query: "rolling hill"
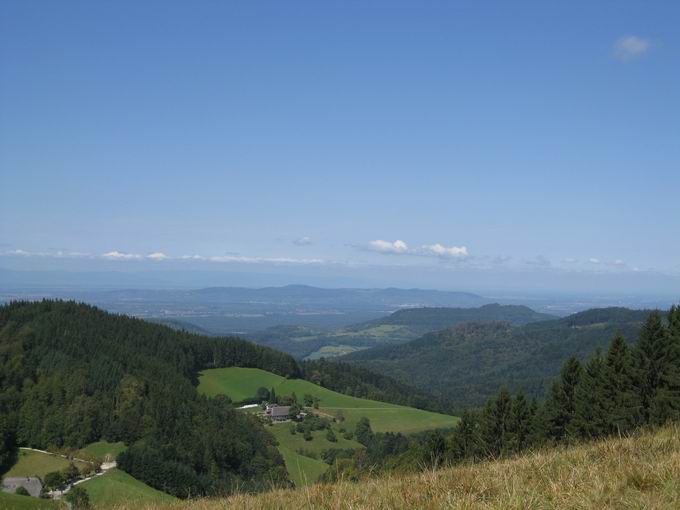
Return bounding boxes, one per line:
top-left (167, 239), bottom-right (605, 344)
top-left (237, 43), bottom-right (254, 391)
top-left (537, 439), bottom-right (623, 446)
top-left (344, 307), bottom-right (652, 407)
top-left (0, 300), bottom-right (299, 498)
top-left (246, 304), bottom-right (555, 359)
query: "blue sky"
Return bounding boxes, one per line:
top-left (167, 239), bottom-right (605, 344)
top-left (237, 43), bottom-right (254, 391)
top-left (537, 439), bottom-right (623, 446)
top-left (1, 1), bottom-right (679, 293)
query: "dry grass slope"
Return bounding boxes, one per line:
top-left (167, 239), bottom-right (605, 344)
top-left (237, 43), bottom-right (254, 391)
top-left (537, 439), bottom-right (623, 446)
top-left (111, 424), bottom-right (680, 510)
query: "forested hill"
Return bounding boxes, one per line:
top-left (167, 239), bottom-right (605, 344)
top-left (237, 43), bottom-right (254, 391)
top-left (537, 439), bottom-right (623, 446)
top-left (245, 303), bottom-right (554, 360)
top-left (0, 300), bottom-right (299, 497)
top-left (351, 303), bottom-right (555, 332)
top-left (345, 307), bottom-right (653, 408)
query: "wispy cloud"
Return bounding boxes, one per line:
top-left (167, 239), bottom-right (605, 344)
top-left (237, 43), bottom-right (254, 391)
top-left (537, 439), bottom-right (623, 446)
top-left (365, 239), bottom-right (468, 259)
top-left (293, 236), bottom-right (312, 246)
top-left (368, 239), bottom-right (410, 254)
top-left (147, 252), bottom-right (169, 261)
top-left (0, 248), bottom-right (325, 265)
top-left (179, 254), bottom-right (324, 265)
top-left (102, 250), bottom-right (143, 260)
top-left (613, 36), bottom-right (652, 61)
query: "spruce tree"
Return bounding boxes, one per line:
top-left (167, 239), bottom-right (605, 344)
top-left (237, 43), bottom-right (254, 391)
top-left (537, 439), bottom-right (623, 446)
top-left (570, 350), bottom-right (608, 439)
top-left (450, 410), bottom-right (480, 461)
top-left (480, 387), bottom-right (513, 457)
top-left (633, 311), bottom-right (667, 425)
top-left (603, 333), bottom-right (638, 434)
top-left (542, 357), bottom-right (582, 441)
top-left (652, 306), bottom-right (680, 424)
top-left (509, 392), bottom-right (533, 452)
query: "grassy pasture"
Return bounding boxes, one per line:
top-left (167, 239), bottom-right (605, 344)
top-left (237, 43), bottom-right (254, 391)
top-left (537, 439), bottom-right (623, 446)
top-left (197, 367), bottom-right (458, 486)
top-left (197, 367), bottom-right (284, 402)
top-left (78, 468), bottom-right (177, 508)
top-left (6, 449), bottom-right (89, 478)
top-left (78, 441), bottom-right (127, 462)
top-left (198, 368), bottom-right (458, 433)
top-left (0, 492), bottom-right (58, 510)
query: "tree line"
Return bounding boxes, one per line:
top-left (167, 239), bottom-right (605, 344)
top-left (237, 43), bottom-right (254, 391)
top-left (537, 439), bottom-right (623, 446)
top-left (322, 307), bottom-right (680, 478)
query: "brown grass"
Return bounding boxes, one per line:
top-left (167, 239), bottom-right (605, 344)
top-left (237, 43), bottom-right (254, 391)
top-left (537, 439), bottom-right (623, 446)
top-left (111, 424), bottom-right (680, 510)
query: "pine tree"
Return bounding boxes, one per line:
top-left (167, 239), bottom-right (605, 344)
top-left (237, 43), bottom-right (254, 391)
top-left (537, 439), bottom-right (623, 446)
top-left (570, 350), bottom-right (608, 439)
top-left (633, 311), bottom-right (667, 425)
top-left (603, 333), bottom-right (638, 434)
top-left (509, 392), bottom-right (534, 452)
top-left (542, 357), bottom-right (582, 441)
top-left (651, 306), bottom-right (680, 424)
top-left (480, 387), bottom-right (514, 457)
top-left (450, 410), bottom-right (480, 461)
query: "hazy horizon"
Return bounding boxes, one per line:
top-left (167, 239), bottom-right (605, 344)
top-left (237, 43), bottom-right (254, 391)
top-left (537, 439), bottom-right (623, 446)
top-left (2, 2), bottom-right (679, 298)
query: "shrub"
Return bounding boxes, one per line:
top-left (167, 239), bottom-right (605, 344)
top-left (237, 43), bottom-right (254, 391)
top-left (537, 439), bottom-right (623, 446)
top-left (15, 486), bottom-right (30, 496)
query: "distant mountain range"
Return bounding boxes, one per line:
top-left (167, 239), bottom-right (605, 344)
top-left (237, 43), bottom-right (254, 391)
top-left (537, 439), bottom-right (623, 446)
top-left (245, 304), bottom-right (555, 359)
top-left (0, 282), bottom-right (491, 332)
top-left (344, 307), bottom-right (653, 408)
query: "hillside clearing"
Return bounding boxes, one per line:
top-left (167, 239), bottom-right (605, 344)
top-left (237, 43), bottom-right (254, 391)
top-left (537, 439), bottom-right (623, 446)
top-left (109, 423), bottom-right (680, 510)
top-left (197, 367), bottom-right (458, 486)
top-left (78, 468), bottom-right (177, 508)
top-left (78, 441), bottom-right (127, 462)
top-left (5, 449), bottom-right (89, 478)
top-left (198, 368), bottom-right (458, 434)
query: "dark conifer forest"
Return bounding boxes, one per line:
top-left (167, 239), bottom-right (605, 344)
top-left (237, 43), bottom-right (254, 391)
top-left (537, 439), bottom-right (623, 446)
top-left (0, 300), bottom-right (299, 497)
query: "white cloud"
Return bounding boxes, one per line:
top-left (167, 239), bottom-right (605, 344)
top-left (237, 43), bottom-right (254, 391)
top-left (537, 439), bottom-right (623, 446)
top-left (102, 251), bottom-right (143, 260)
top-left (368, 239), bottom-right (410, 254)
top-left (365, 239), bottom-right (469, 259)
top-left (205, 255), bottom-right (324, 265)
top-left (419, 243), bottom-right (468, 258)
top-left (589, 258), bottom-right (601, 264)
top-left (147, 252), bottom-right (169, 261)
top-left (613, 36), bottom-right (651, 61)
top-left (293, 236), bottom-right (312, 246)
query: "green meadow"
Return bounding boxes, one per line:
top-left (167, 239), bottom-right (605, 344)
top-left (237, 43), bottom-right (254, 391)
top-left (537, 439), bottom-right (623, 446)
top-left (199, 367), bottom-right (459, 433)
top-left (198, 367), bottom-right (459, 485)
top-left (77, 441), bottom-right (126, 462)
top-left (0, 492), bottom-right (58, 510)
top-left (78, 468), bottom-right (177, 508)
top-left (6, 449), bottom-right (89, 478)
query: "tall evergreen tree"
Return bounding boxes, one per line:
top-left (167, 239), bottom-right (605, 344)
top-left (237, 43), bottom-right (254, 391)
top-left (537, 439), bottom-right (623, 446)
top-left (509, 393), bottom-right (534, 452)
top-left (479, 387), bottom-right (514, 457)
top-left (652, 306), bottom-right (680, 424)
top-left (633, 311), bottom-right (668, 425)
top-left (541, 357), bottom-right (582, 441)
top-left (603, 333), bottom-right (638, 434)
top-left (449, 410), bottom-right (481, 461)
top-left (569, 350), bottom-right (608, 439)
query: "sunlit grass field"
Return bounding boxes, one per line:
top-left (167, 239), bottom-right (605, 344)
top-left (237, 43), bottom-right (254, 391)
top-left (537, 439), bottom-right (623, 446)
top-left (197, 367), bottom-right (458, 485)
top-left (78, 468), bottom-right (177, 508)
top-left (78, 441), bottom-right (127, 462)
top-left (198, 368), bottom-right (459, 433)
top-left (5, 449), bottom-right (89, 478)
top-left (0, 491), bottom-right (58, 510)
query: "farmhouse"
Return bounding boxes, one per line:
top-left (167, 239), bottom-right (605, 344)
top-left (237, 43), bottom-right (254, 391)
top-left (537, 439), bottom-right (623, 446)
top-left (1, 476), bottom-right (43, 497)
top-left (265, 404), bottom-right (291, 422)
